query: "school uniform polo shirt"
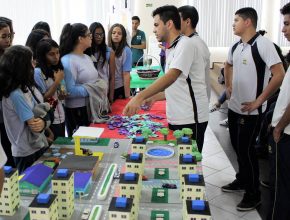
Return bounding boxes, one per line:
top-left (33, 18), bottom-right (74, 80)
top-left (272, 67), bottom-right (290, 135)
top-left (165, 35), bottom-right (209, 125)
top-left (227, 35), bottom-right (281, 115)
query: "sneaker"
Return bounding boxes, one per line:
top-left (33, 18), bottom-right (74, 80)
top-left (260, 180), bottom-right (270, 189)
top-left (219, 118), bottom-right (228, 127)
top-left (236, 193), bottom-right (261, 211)
top-left (221, 179), bottom-right (245, 192)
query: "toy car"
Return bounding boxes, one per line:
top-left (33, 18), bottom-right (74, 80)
top-left (113, 168), bottom-right (120, 179)
top-left (142, 175), bottom-right (148, 181)
top-left (113, 142), bottom-right (120, 148)
top-left (162, 183), bottom-right (177, 189)
top-left (81, 208), bottom-right (91, 220)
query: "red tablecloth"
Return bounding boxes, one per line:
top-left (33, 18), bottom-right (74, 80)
top-left (91, 99), bottom-right (175, 140)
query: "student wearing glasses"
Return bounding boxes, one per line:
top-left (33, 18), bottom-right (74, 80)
top-left (86, 22), bottom-right (116, 103)
top-left (59, 23), bottom-right (98, 136)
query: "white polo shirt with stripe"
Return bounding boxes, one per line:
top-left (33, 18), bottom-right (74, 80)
top-left (227, 35), bottom-right (281, 115)
top-left (272, 67), bottom-right (290, 135)
top-left (165, 35), bottom-right (209, 125)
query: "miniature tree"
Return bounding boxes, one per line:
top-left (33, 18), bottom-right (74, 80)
top-left (182, 128), bottom-right (193, 138)
top-left (160, 128), bottom-right (169, 141)
top-left (173, 130), bottom-right (184, 140)
top-left (141, 127), bottom-right (152, 139)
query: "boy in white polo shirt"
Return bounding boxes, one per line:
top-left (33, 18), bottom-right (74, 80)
top-left (268, 3), bottom-right (290, 219)
top-left (123, 5), bottom-right (208, 152)
top-left (223, 7), bottom-right (285, 211)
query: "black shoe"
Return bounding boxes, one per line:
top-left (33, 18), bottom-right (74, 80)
top-left (237, 193), bottom-right (261, 211)
top-left (260, 180), bottom-right (270, 189)
top-left (221, 179), bottom-right (245, 192)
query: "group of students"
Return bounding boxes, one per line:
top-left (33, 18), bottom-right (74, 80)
top-left (0, 18), bottom-right (134, 174)
top-left (122, 4), bottom-right (290, 220)
top-left (0, 3), bottom-right (290, 219)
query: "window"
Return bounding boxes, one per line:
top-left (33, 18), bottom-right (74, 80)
top-left (180, 147), bottom-right (183, 150)
top-left (182, 189), bottom-right (184, 192)
top-left (5, 203), bottom-right (8, 206)
top-left (122, 194), bottom-right (126, 197)
top-left (53, 182), bottom-right (57, 186)
top-left (41, 211), bottom-right (46, 214)
top-left (6, 210), bottom-right (10, 214)
top-left (196, 197), bottom-right (200, 200)
top-left (130, 186), bottom-right (134, 190)
top-left (62, 191), bottom-right (66, 194)
top-left (187, 188), bottom-right (192, 192)
top-left (62, 207), bottom-right (67, 210)
top-left (54, 190), bottom-right (58, 194)
top-left (133, 146), bottom-right (136, 149)
top-left (130, 195), bottom-right (134, 199)
top-left (196, 188), bottom-right (201, 192)
top-left (62, 199), bottom-right (66, 202)
top-left (140, 146), bottom-right (143, 149)
top-left (182, 167), bottom-right (186, 170)
top-left (111, 214), bottom-right (117, 218)
top-left (4, 188), bottom-right (7, 191)
top-left (186, 147), bottom-right (190, 149)
top-left (190, 167), bottom-right (194, 170)
top-left (4, 180), bottom-right (7, 183)
top-left (121, 215), bottom-right (127, 218)
top-left (61, 183), bottom-right (66, 186)
top-left (121, 186), bottom-right (126, 190)
top-left (134, 165), bottom-right (138, 168)
top-left (4, 195), bottom-right (8, 198)
top-left (32, 210), bottom-right (36, 214)
top-left (63, 214), bottom-right (67, 218)
top-left (127, 165), bottom-right (131, 168)
top-left (187, 197), bottom-right (191, 200)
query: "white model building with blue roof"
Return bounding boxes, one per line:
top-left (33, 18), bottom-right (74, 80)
top-left (0, 166), bottom-right (20, 216)
top-left (131, 136), bottom-right (147, 154)
top-left (183, 200), bottom-right (211, 220)
top-left (178, 154), bottom-right (198, 178)
top-left (181, 174), bottom-right (205, 201)
top-left (52, 169), bottom-right (74, 219)
top-left (177, 136), bottom-right (193, 156)
top-left (125, 153), bottom-right (144, 175)
top-left (29, 193), bottom-right (58, 220)
top-left (108, 197), bottom-right (135, 220)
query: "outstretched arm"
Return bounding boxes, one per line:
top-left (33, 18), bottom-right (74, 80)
top-left (123, 68), bottom-right (181, 116)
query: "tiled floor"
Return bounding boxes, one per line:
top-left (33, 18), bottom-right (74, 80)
top-left (203, 127), bottom-right (262, 220)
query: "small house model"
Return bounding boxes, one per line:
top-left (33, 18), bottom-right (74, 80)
top-left (20, 164), bottom-right (53, 195)
top-left (125, 153), bottom-right (144, 175)
top-left (108, 197), bottom-right (136, 220)
top-left (119, 172), bottom-right (141, 201)
top-left (183, 200), bottom-right (211, 220)
top-left (177, 137), bottom-right (192, 156)
top-left (74, 171), bottom-right (92, 198)
top-left (178, 154), bottom-right (197, 178)
top-left (131, 136), bottom-right (146, 154)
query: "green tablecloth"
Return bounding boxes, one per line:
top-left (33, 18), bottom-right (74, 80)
top-left (130, 66), bottom-right (164, 89)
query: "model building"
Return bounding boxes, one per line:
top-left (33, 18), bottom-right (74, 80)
top-left (183, 200), bottom-right (211, 220)
top-left (125, 153), bottom-right (144, 175)
top-left (178, 154), bottom-right (197, 178)
top-left (181, 174), bottom-right (205, 201)
top-left (131, 136), bottom-right (146, 154)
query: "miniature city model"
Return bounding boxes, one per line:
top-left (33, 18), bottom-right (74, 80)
top-left (125, 153), bottom-right (144, 175)
top-left (177, 136), bottom-right (193, 156)
top-left (119, 172), bottom-right (141, 200)
top-left (178, 154), bottom-right (198, 178)
top-left (19, 163), bottom-right (53, 195)
top-left (183, 200), bottom-right (211, 220)
top-left (131, 136), bottom-right (147, 154)
top-left (51, 169), bottom-right (74, 219)
top-left (108, 197), bottom-right (135, 220)
top-left (29, 193), bottom-right (58, 220)
top-left (181, 174), bottom-right (205, 201)
top-left (0, 166), bottom-right (20, 216)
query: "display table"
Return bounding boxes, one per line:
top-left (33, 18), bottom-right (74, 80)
top-left (130, 66), bottom-right (164, 89)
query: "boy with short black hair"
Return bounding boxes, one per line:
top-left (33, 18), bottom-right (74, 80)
top-left (223, 7), bottom-right (285, 211)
